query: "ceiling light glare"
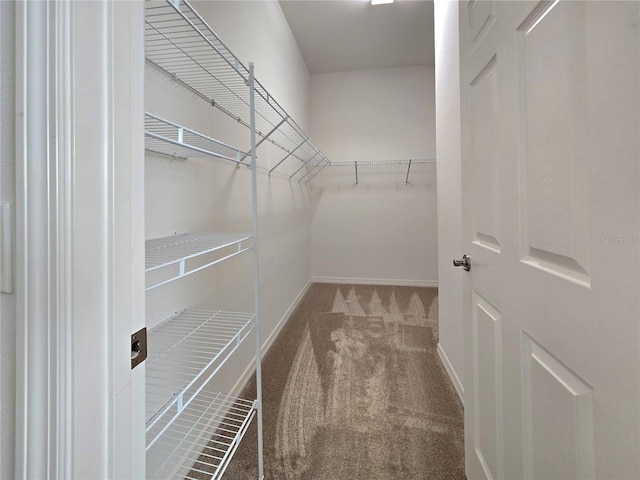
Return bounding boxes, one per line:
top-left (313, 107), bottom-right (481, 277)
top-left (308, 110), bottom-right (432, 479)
top-left (371, 0), bottom-right (394, 5)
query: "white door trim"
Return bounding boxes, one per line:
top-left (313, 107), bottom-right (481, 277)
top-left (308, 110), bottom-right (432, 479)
top-left (15, 2), bottom-right (71, 476)
top-left (14, 2), bottom-right (145, 477)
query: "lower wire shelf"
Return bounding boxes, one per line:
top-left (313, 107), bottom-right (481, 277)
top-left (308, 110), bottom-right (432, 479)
top-left (145, 309), bottom-right (255, 446)
top-left (146, 391), bottom-right (256, 480)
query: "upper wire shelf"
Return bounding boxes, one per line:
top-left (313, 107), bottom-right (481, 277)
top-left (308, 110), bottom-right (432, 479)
top-left (145, 309), bottom-right (255, 449)
top-left (145, 233), bottom-right (252, 291)
top-left (144, 0), bottom-right (330, 178)
top-left (328, 158), bottom-right (436, 167)
top-left (146, 390), bottom-right (255, 480)
top-left (325, 158), bottom-right (435, 185)
top-left (145, 112), bottom-right (248, 163)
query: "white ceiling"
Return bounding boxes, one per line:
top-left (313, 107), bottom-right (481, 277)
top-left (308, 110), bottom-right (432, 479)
top-left (278, 0), bottom-right (435, 74)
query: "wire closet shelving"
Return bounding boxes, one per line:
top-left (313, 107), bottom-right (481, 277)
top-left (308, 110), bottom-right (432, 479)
top-left (142, 0), bottom-right (299, 478)
top-left (324, 158), bottom-right (436, 185)
top-left (145, 309), bottom-right (256, 447)
top-left (144, 0), bottom-right (330, 180)
top-left (144, 113), bottom-right (249, 162)
top-left (146, 391), bottom-right (255, 480)
top-left (145, 233), bottom-right (253, 292)
top-left (143, 236), bottom-right (261, 477)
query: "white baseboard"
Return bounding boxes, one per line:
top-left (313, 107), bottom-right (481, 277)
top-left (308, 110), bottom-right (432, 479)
top-left (262, 278), bottom-right (313, 357)
top-left (312, 276), bottom-right (438, 288)
top-left (230, 279), bottom-right (313, 397)
top-left (437, 342), bottom-right (464, 405)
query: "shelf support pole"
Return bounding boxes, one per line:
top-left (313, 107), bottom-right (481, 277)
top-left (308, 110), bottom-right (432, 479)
top-left (355, 161), bottom-right (358, 185)
top-left (239, 116), bottom-right (288, 163)
top-left (249, 63), bottom-right (265, 480)
top-left (269, 138), bottom-right (308, 176)
top-left (405, 159), bottom-right (412, 185)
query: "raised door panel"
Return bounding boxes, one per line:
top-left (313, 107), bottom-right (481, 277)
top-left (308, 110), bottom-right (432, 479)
top-left (468, 0), bottom-right (495, 49)
top-left (470, 56), bottom-right (501, 252)
top-left (522, 333), bottom-right (595, 480)
top-left (516, 1), bottom-right (589, 287)
top-left (472, 292), bottom-right (503, 480)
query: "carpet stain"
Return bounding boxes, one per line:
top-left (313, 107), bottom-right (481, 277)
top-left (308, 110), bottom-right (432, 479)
top-left (195, 284), bottom-right (464, 479)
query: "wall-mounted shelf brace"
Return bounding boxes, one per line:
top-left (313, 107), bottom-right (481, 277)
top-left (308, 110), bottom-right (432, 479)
top-left (300, 161), bottom-right (328, 184)
top-left (268, 138), bottom-right (329, 182)
top-left (268, 137), bottom-right (307, 176)
top-left (238, 116), bottom-right (288, 163)
top-left (328, 158), bottom-right (436, 185)
top-left (289, 152), bottom-right (323, 181)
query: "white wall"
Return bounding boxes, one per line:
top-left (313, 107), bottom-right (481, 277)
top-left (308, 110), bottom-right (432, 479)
top-left (309, 66), bottom-right (438, 286)
top-left (191, 0), bottom-right (310, 129)
top-left (0, 2), bottom-right (16, 478)
top-left (145, 0), bottom-right (314, 396)
top-left (434, 0), bottom-right (463, 399)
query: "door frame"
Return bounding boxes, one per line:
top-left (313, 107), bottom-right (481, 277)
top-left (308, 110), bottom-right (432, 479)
top-left (14, 2), bottom-right (145, 477)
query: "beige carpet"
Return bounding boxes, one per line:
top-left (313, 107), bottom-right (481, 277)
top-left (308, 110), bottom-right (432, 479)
top-left (197, 283), bottom-right (464, 479)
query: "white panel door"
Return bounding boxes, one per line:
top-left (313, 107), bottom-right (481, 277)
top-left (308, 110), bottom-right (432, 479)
top-left (458, 2), bottom-right (640, 479)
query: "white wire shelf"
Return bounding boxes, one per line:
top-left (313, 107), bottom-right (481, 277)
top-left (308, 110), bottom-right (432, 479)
top-left (328, 158), bottom-right (436, 167)
top-left (146, 391), bottom-right (255, 480)
top-left (145, 112), bottom-right (248, 163)
top-left (146, 310), bottom-right (255, 447)
top-left (144, 0), bottom-right (330, 177)
top-left (145, 233), bottom-right (252, 291)
top-left (325, 158), bottom-right (436, 185)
